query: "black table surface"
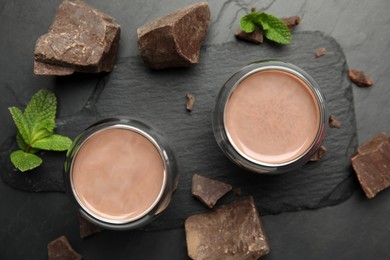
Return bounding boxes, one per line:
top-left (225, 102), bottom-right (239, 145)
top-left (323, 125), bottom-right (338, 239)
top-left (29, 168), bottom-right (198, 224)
top-left (1, 0), bottom-right (390, 259)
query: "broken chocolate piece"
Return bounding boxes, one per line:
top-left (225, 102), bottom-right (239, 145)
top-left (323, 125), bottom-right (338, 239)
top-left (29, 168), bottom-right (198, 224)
top-left (352, 134), bottom-right (390, 198)
top-left (314, 47), bottom-right (327, 58)
top-left (34, 1), bottom-right (120, 75)
top-left (186, 93), bottom-right (196, 112)
top-left (137, 2), bottom-right (211, 70)
top-left (48, 235), bottom-right (82, 260)
top-left (235, 28), bottom-right (264, 44)
top-left (185, 196), bottom-right (270, 259)
top-left (348, 69), bottom-right (374, 87)
top-left (192, 174), bottom-right (232, 208)
top-left (281, 16), bottom-right (301, 31)
top-left (79, 215), bottom-right (103, 239)
top-left (329, 115), bottom-right (341, 128)
top-left (310, 146), bottom-right (327, 161)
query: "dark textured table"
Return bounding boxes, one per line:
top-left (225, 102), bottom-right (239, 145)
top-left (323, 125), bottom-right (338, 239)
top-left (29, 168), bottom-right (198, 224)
top-left (1, 0), bottom-right (389, 259)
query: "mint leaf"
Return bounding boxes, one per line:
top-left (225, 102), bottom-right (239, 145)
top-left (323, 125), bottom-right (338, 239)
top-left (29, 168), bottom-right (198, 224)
top-left (9, 107), bottom-right (31, 143)
top-left (10, 150), bottom-right (42, 172)
top-left (32, 134), bottom-right (72, 151)
top-left (257, 13), bottom-right (291, 44)
top-left (16, 132), bottom-right (40, 154)
top-left (240, 12), bottom-right (261, 33)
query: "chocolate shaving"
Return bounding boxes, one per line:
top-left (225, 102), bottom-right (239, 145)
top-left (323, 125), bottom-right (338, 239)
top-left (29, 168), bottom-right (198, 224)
top-left (48, 235), bottom-right (82, 260)
top-left (79, 215), bottom-right (103, 239)
top-left (137, 2), bottom-right (210, 69)
top-left (310, 146), bottom-right (327, 161)
top-left (186, 93), bottom-right (196, 112)
top-left (352, 133), bottom-right (390, 198)
top-left (34, 1), bottom-right (120, 76)
top-left (185, 196), bottom-right (270, 259)
top-left (314, 47), bottom-right (327, 58)
top-left (348, 70), bottom-right (374, 87)
top-left (192, 174), bottom-right (232, 208)
top-left (329, 115), bottom-right (341, 128)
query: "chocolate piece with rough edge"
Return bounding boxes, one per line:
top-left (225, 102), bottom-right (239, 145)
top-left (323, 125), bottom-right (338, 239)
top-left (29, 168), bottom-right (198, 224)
top-left (348, 69), bottom-right (374, 87)
top-left (235, 28), bottom-right (264, 44)
top-left (185, 196), bottom-right (270, 259)
top-left (47, 235), bottom-right (82, 260)
top-left (79, 214), bottom-right (103, 239)
top-left (186, 93), bottom-right (196, 112)
top-left (281, 16), bottom-right (301, 31)
top-left (137, 2), bottom-right (211, 70)
top-left (310, 145), bottom-right (327, 161)
top-left (352, 135), bottom-right (390, 199)
top-left (357, 132), bottom-right (388, 155)
top-left (329, 115), bottom-right (341, 128)
top-left (34, 0), bottom-right (120, 75)
top-left (314, 47), bottom-right (327, 58)
top-left (192, 174), bottom-right (232, 208)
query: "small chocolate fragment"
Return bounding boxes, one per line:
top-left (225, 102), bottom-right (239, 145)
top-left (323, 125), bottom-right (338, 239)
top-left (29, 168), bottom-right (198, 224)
top-left (329, 115), bottom-right (341, 128)
top-left (185, 197), bottom-right (270, 259)
top-left (192, 174), bottom-right (232, 208)
top-left (314, 47), bottom-right (327, 58)
top-left (250, 7), bottom-right (256, 13)
top-left (235, 28), bottom-right (264, 44)
top-left (48, 235), bottom-right (82, 260)
top-left (34, 1), bottom-right (120, 75)
top-left (352, 134), bottom-right (390, 198)
top-left (137, 2), bottom-right (211, 70)
top-left (79, 215), bottom-right (103, 239)
top-left (310, 145), bottom-right (327, 161)
top-left (281, 16), bottom-right (301, 31)
top-left (348, 69), bottom-right (374, 87)
top-left (186, 93), bottom-right (196, 112)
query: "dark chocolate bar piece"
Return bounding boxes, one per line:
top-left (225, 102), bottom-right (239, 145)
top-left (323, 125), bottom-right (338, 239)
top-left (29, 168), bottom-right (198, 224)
top-left (34, 1), bottom-right (120, 75)
top-left (185, 196), bottom-right (270, 260)
top-left (235, 28), bottom-right (264, 44)
top-left (352, 133), bottom-right (390, 198)
top-left (348, 69), bottom-right (374, 87)
top-left (79, 215), bottom-right (103, 239)
top-left (47, 235), bottom-right (82, 260)
top-left (192, 174), bottom-right (232, 208)
top-left (137, 2), bottom-right (210, 69)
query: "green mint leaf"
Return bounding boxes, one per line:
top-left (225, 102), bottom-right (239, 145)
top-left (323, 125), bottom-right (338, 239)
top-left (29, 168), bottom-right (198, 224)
top-left (10, 150), bottom-right (42, 172)
top-left (9, 107), bottom-right (31, 143)
top-left (31, 134), bottom-right (72, 151)
top-left (24, 89), bottom-right (56, 134)
top-left (16, 132), bottom-right (40, 154)
top-left (257, 13), bottom-right (291, 44)
top-left (240, 12), bottom-right (261, 33)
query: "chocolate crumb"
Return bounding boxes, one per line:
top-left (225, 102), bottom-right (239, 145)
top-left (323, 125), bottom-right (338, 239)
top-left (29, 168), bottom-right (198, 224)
top-left (186, 93), bottom-right (196, 112)
top-left (250, 7), bottom-right (256, 13)
top-left (235, 28), bottom-right (264, 44)
top-left (348, 70), bottom-right (374, 87)
top-left (314, 47), bottom-right (327, 58)
top-left (352, 133), bottom-right (390, 198)
top-left (48, 235), bottom-right (82, 260)
top-left (79, 215), bottom-right (103, 239)
top-left (281, 16), bottom-right (301, 31)
top-left (329, 115), bottom-right (341, 128)
top-left (185, 197), bottom-right (270, 259)
top-left (310, 146), bottom-right (327, 161)
top-left (192, 174), bottom-right (232, 208)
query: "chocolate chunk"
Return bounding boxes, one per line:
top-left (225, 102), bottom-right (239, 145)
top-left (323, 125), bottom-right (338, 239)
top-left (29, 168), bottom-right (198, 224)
top-left (235, 28), bottom-right (264, 44)
top-left (48, 235), bottom-right (82, 260)
top-left (348, 69), bottom-right (374, 87)
top-left (310, 145), bottom-right (327, 161)
top-left (137, 2), bottom-right (211, 70)
top-left (314, 47), bottom-right (327, 58)
top-left (281, 16), bottom-right (301, 31)
top-left (79, 215), bottom-right (103, 239)
top-left (34, 1), bottom-right (120, 76)
top-left (192, 174), bottom-right (232, 208)
top-left (185, 197), bottom-right (270, 259)
top-left (186, 93), bottom-right (196, 112)
top-left (329, 115), bottom-right (341, 128)
top-left (352, 134), bottom-right (390, 198)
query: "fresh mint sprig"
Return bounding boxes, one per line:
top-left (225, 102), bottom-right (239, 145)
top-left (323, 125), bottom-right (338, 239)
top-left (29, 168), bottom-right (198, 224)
top-left (240, 12), bottom-right (291, 44)
top-left (8, 89), bottom-right (72, 172)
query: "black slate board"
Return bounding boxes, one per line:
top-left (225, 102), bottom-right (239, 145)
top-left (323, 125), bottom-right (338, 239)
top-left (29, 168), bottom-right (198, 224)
top-left (0, 31), bottom-right (357, 230)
